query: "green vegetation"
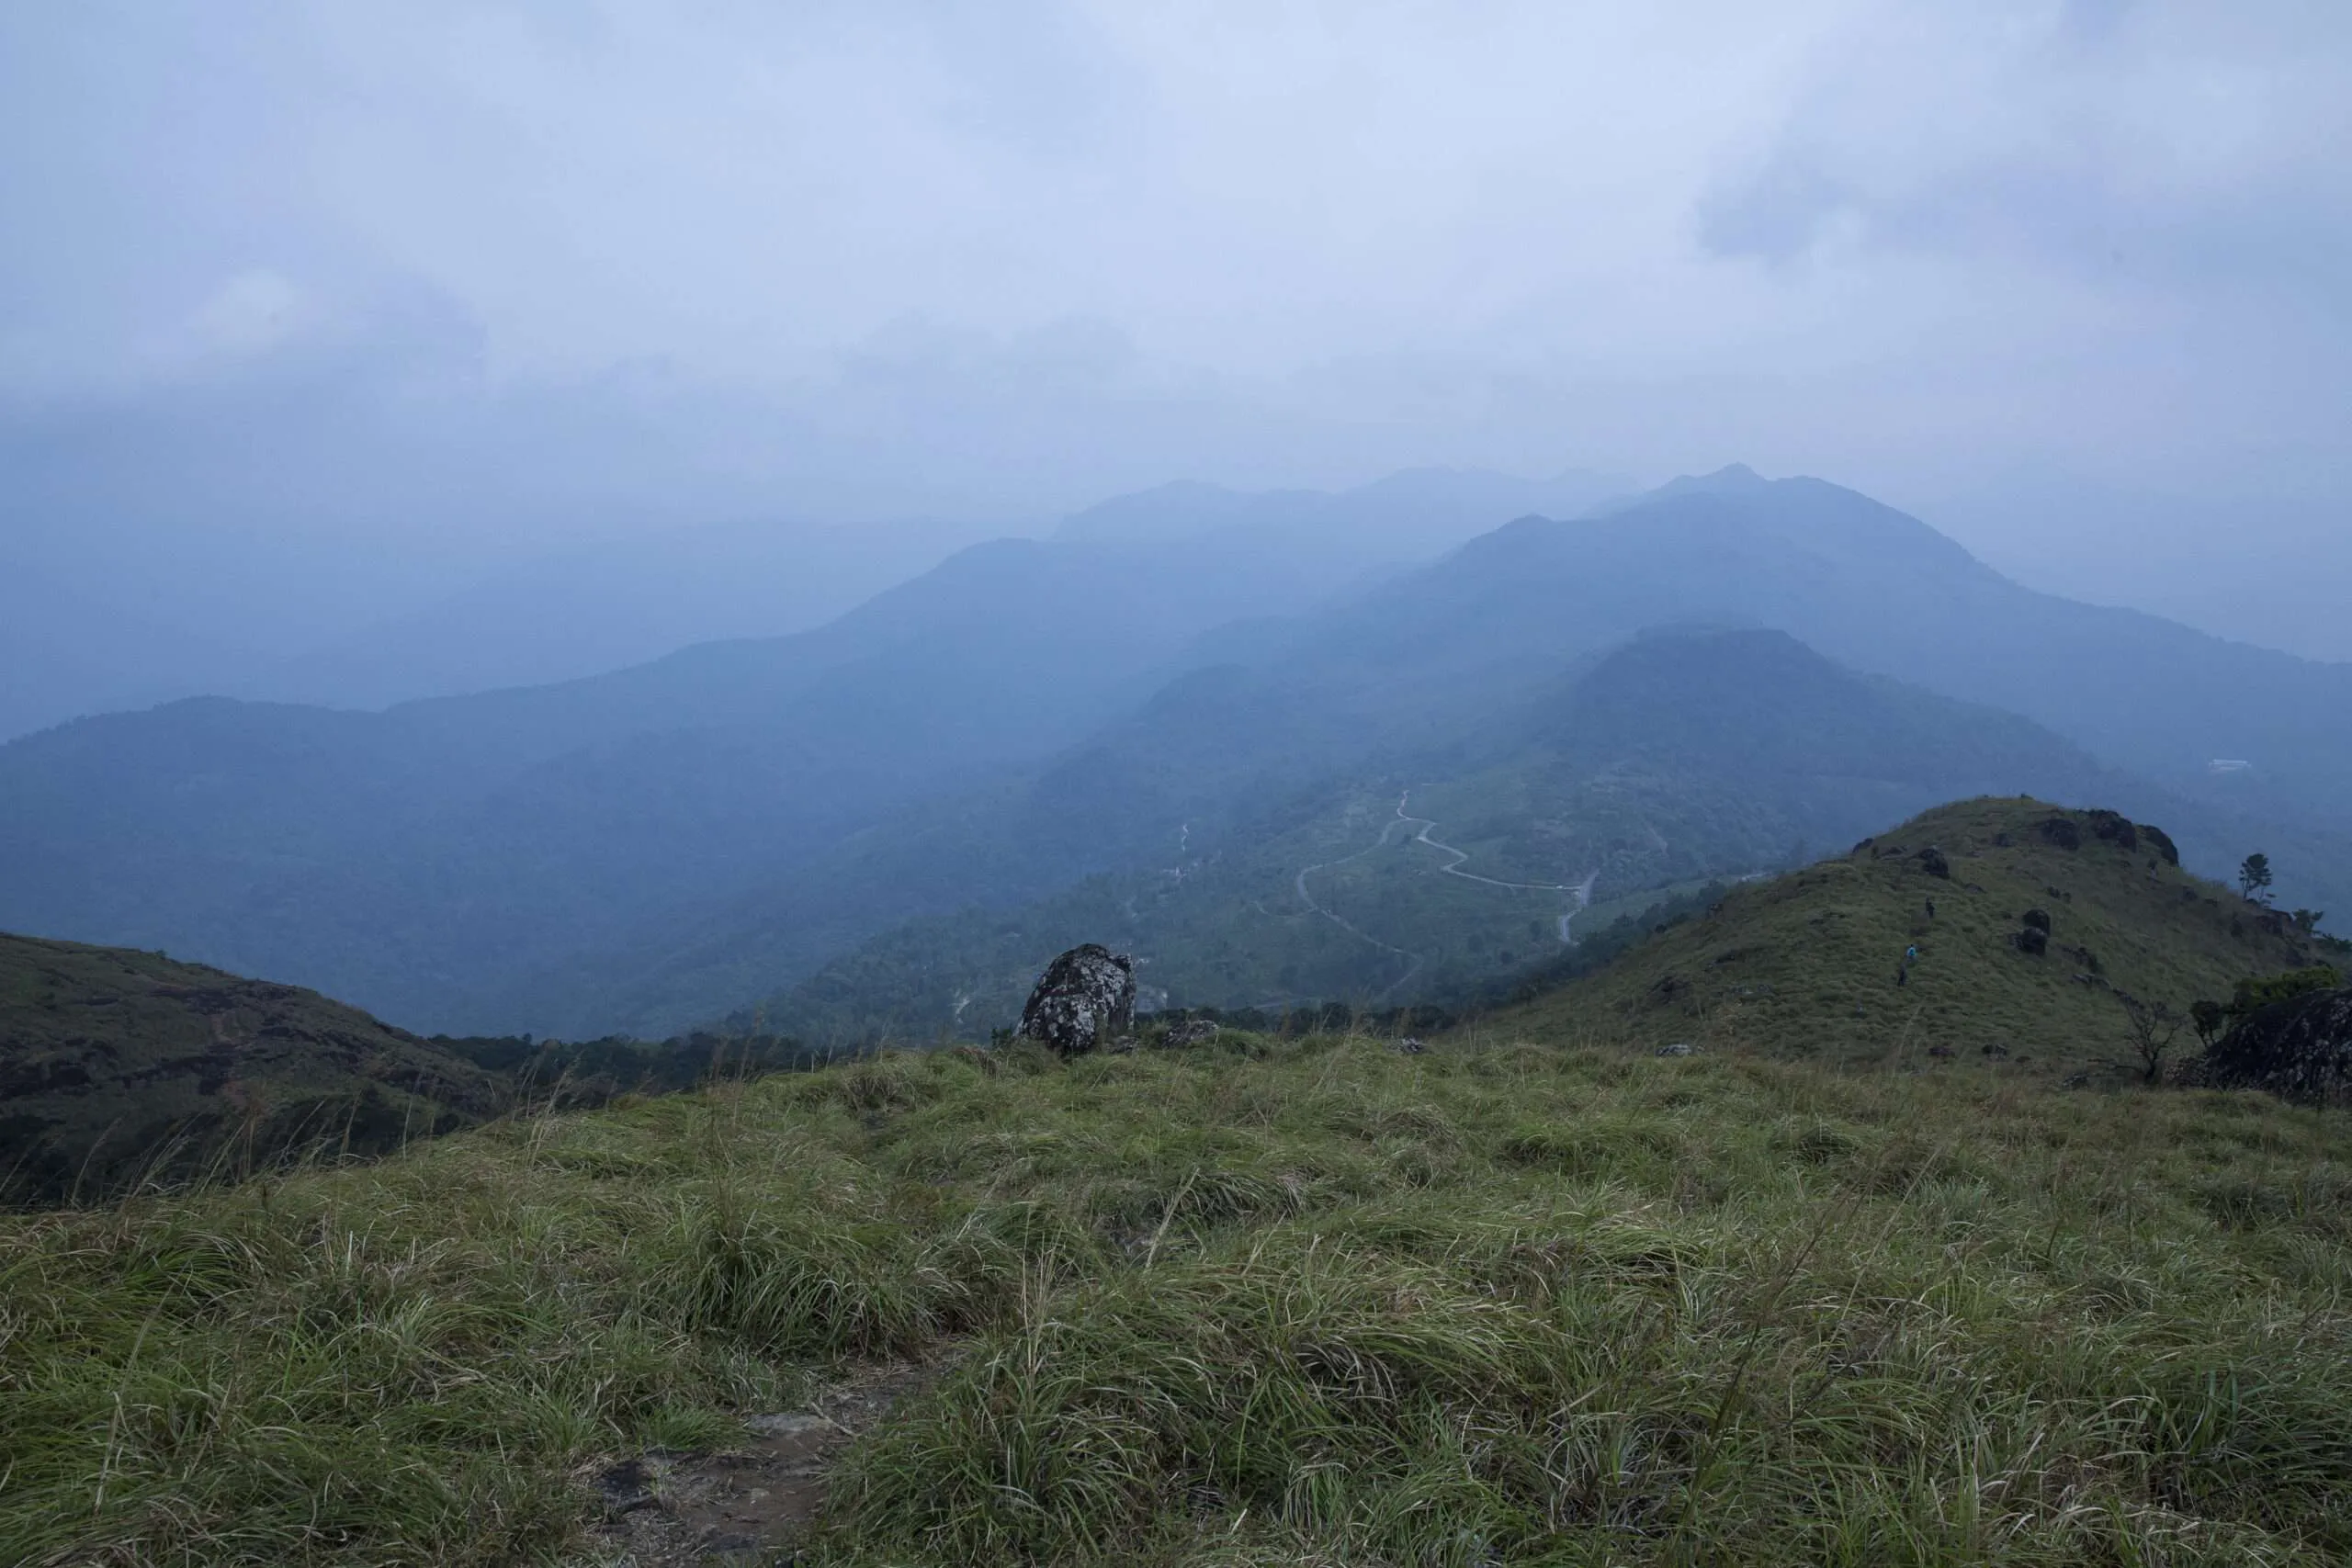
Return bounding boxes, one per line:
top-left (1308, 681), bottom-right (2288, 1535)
top-left (733, 635), bottom-right (2153, 1047)
top-left (1502, 798), bottom-right (2335, 1079)
top-left (0, 932), bottom-right (506, 1202)
top-left (0, 931), bottom-right (831, 1205)
top-left (2228, 966), bottom-right (2344, 1019)
top-left (9, 1029), bottom-right (2352, 1564)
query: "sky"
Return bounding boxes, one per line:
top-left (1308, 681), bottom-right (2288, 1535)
top-left (2, 0), bottom-right (2348, 663)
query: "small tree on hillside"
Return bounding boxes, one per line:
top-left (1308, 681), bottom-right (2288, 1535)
top-left (2117, 993), bottom-right (2184, 1086)
top-left (2190, 998), bottom-right (2227, 1052)
top-left (2239, 852), bottom-right (2274, 903)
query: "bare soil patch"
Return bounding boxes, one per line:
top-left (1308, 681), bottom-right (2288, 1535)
top-left (582, 1361), bottom-right (935, 1565)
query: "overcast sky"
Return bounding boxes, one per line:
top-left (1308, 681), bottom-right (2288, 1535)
top-left (3, 2), bottom-right (2347, 650)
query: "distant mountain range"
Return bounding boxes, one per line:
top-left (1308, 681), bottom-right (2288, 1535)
top-left (0, 464), bottom-right (1625, 741)
top-left (1, 466), bottom-right (2344, 1040)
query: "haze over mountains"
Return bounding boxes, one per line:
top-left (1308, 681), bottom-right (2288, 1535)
top-left (0, 465), bottom-right (1625, 742)
top-left (4, 465), bottom-right (2344, 1043)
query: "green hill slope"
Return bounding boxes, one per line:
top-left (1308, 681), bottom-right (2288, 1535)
top-left (0, 932), bottom-right (507, 1200)
top-left (708, 636), bottom-right (2181, 1044)
top-left (1497, 797), bottom-right (2335, 1077)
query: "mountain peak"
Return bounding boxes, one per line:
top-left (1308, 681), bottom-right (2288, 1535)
top-left (1656, 462), bottom-right (1771, 498)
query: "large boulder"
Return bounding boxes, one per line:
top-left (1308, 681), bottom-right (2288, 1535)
top-left (2193, 987), bottom-right (2352, 1105)
top-left (1015, 944), bottom-right (1136, 1057)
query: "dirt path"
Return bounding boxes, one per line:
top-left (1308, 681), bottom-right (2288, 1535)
top-left (1557, 869), bottom-right (1600, 944)
top-left (582, 1361), bottom-right (934, 1565)
top-left (1292, 792), bottom-right (1603, 998)
top-left (1293, 812), bottom-right (1429, 998)
top-left (1392, 791), bottom-right (1584, 895)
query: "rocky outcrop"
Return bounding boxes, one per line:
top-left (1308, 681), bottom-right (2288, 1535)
top-left (2192, 987), bottom-right (2352, 1105)
top-left (2086, 809), bottom-right (2140, 852)
top-left (1157, 1019), bottom-right (1220, 1049)
top-left (1916, 846), bottom-right (1951, 880)
top-left (1015, 944), bottom-right (1136, 1057)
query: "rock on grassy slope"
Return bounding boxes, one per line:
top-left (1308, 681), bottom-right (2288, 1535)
top-left (1500, 796), bottom-right (2334, 1077)
top-left (0, 931), bottom-right (505, 1200)
top-left (7, 1036), bottom-right (2352, 1564)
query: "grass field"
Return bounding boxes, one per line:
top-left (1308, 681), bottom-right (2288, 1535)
top-left (6, 1028), bottom-right (2352, 1565)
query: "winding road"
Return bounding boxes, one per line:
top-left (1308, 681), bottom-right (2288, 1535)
top-left (1557, 870), bottom-right (1601, 944)
top-left (1293, 791), bottom-right (1601, 1000)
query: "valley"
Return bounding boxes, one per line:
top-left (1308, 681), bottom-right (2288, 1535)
top-left (5, 469), bottom-right (2347, 1046)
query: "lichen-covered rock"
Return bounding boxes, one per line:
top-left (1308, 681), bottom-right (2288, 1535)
top-left (2192, 988), bottom-right (2352, 1105)
top-left (1015, 944), bottom-right (1136, 1057)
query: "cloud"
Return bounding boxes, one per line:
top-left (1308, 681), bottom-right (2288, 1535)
top-left (0, 1), bottom-right (2346, 536)
top-left (175, 271), bottom-right (321, 364)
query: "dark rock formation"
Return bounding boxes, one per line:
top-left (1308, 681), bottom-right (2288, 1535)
top-left (1159, 1019), bottom-right (1220, 1049)
top-left (2013, 926), bottom-right (2049, 956)
top-left (1916, 846), bottom-right (1951, 880)
top-left (2038, 816), bottom-right (2082, 852)
top-left (2021, 908), bottom-right (2052, 933)
top-left (1015, 944), bottom-right (1136, 1057)
top-left (2086, 809), bottom-right (2139, 852)
top-left (2193, 988), bottom-right (2352, 1105)
top-left (2140, 823), bottom-right (2180, 866)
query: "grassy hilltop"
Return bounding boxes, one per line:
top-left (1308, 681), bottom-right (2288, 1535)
top-left (1508, 796), bottom-right (2333, 1077)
